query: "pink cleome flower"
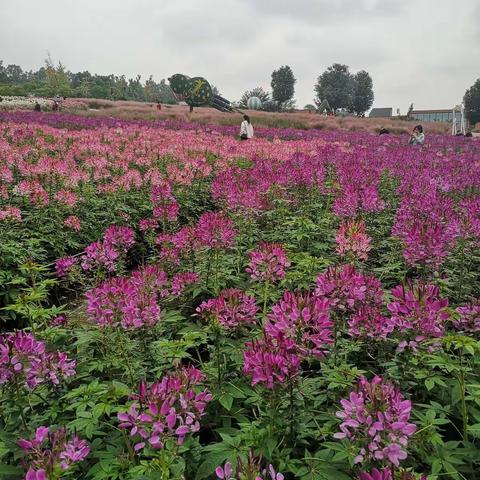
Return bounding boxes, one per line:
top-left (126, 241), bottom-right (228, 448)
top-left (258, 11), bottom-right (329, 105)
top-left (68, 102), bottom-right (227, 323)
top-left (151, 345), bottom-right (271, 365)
top-left (63, 215), bottom-right (81, 232)
top-left (197, 288), bottom-right (259, 329)
top-left (55, 256), bottom-right (79, 278)
top-left (0, 331), bottom-right (76, 389)
top-left (118, 367), bottom-right (212, 450)
top-left (265, 290), bottom-right (333, 358)
top-left (315, 264), bottom-right (384, 315)
top-left (387, 282), bottom-right (450, 348)
top-left (19, 426), bottom-right (89, 477)
top-left (334, 376), bottom-right (416, 467)
top-left (243, 336), bottom-right (301, 389)
top-left (454, 300), bottom-right (480, 333)
top-left (85, 265), bottom-right (166, 329)
top-left (246, 242), bottom-right (290, 283)
top-left (335, 219), bottom-right (372, 261)
top-left (0, 205), bottom-right (22, 222)
top-left (194, 211), bottom-right (237, 250)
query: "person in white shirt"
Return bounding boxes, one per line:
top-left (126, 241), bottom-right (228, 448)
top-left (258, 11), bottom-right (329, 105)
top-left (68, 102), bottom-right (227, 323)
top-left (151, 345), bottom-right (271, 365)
top-left (408, 124), bottom-right (425, 145)
top-left (240, 115), bottom-right (254, 140)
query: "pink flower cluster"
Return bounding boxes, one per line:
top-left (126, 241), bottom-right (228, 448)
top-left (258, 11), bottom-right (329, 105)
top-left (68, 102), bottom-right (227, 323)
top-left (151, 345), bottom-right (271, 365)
top-left (63, 215), bottom-right (81, 232)
top-left (197, 288), bottom-right (259, 329)
top-left (315, 265), bottom-right (384, 314)
top-left (0, 331), bottom-right (76, 389)
top-left (0, 205), bottom-right (22, 222)
top-left (387, 282), bottom-right (450, 349)
top-left (81, 225), bottom-right (135, 272)
top-left (243, 288), bottom-right (336, 388)
top-left (212, 153), bottom-right (325, 212)
top-left (216, 460), bottom-right (284, 480)
top-left (55, 255), bottom-right (79, 278)
top-left (348, 306), bottom-right (394, 339)
top-left (266, 291), bottom-right (333, 358)
top-left (454, 300), bottom-right (480, 333)
top-left (85, 265), bottom-right (166, 329)
top-left (156, 225), bottom-right (196, 266)
top-left (139, 217), bottom-right (158, 232)
top-left (392, 187), bottom-right (459, 269)
top-left (118, 367), bottom-right (212, 450)
top-left (335, 219), bottom-right (372, 261)
top-left (333, 182), bottom-right (385, 218)
top-left (150, 181), bottom-right (180, 222)
top-left (246, 242), bottom-right (290, 283)
top-left (360, 468), bottom-right (427, 480)
top-left (170, 271), bottom-right (199, 296)
top-left (55, 225), bottom-right (136, 278)
top-left (54, 189), bottom-right (78, 207)
top-left (194, 211), bottom-right (237, 249)
top-left (243, 336), bottom-right (301, 389)
top-left (334, 376), bottom-right (416, 467)
top-left (19, 426), bottom-right (89, 479)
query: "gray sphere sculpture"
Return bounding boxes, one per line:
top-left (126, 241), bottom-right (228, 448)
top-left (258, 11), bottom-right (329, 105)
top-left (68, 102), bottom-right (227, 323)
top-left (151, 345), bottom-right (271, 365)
top-left (247, 96), bottom-right (262, 110)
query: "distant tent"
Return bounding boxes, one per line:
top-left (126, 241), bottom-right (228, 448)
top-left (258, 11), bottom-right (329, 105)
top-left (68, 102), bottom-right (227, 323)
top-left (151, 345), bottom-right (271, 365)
top-left (369, 108), bottom-right (393, 118)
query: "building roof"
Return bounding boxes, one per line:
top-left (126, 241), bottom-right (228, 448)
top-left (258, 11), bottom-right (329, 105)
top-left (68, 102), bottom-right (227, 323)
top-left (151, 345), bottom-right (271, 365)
top-left (411, 109), bottom-right (452, 114)
top-left (369, 107), bottom-right (392, 118)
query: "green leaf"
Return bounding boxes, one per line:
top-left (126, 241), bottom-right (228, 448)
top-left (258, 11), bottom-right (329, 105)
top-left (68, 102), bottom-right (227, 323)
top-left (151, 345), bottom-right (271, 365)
top-left (218, 393), bottom-right (234, 411)
top-left (0, 464), bottom-right (23, 476)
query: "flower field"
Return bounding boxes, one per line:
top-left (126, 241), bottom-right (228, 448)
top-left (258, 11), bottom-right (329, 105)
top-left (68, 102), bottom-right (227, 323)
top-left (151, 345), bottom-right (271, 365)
top-left (0, 112), bottom-right (480, 480)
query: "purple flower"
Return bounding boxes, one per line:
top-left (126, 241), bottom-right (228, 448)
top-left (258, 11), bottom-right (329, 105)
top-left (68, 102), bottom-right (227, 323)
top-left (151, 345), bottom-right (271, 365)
top-left (117, 367), bottom-right (212, 450)
top-left (387, 282), bottom-right (449, 347)
top-left (55, 256), bottom-right (78, 278)
top-left (265, 290), bottom-right (333, 358)
top-left (334, 376), bottom-right (416, 467)
top-left (454, 300), bottom-right (480, 333)
top-left (243, 336), bottom-right (301, 389)
top-left (216, 461), bottom-right (232, 479)
top-left (359, 468), bottom-right (392, 480)
top-left (85, 265), bottom-right (166, 329)
top-left (315, 264), bottom-right (384, 315)
top-left (19, 427), bottom-right (89, 478)
top-left (194, 211), bottom-right (237, 249)
top-left (0, 332), bottom-right (75, 389)
top-left (246, 242), bottom-right (290, 283)
top-left (197, 288), bottom-right (259, 329)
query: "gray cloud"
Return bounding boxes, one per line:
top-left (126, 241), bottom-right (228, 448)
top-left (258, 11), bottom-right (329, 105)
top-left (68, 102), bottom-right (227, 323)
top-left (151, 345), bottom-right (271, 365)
top-left (0, 0), bottom-right (478, 112)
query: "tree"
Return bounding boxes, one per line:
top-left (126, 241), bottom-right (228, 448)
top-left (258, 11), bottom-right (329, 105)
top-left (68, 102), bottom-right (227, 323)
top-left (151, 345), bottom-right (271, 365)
top-left (464, 78), bottom-right (480, 126)
top-left (144, 75), bottom-right (161, 102)
top-left (314, 63), bottom-right (354, 112)
top-left (271, 65), bottom-right (296, 109)
top-left (157, 79), bottom-right (177, 104)
top-left (44, 54), bottom-right (72, 96)
top-left (304, 104), bottom-right (317, 112)
top-left (127, 75), bottom-right (145, 101)
top-left (407, 103), bottom-right (414, 118)
top-left (351, 70), bottom-right (374, 116)
top-left (239, 87), bottom-right (270, 108)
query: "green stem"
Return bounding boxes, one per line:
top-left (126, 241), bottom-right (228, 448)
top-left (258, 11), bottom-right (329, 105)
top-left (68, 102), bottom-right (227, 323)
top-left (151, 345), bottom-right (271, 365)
top-left (117, 330), bottom-right (135, 385)
top-left (214, 249), bottom-right (220, 294)
top-left (205, 250), bottom-right (212, 291)
top-left (262, 280), bottom-right (270, 324)
top-left (216, 330), bottom-right (222, 389)
top-left (288, 379), bottom-right (295, 444)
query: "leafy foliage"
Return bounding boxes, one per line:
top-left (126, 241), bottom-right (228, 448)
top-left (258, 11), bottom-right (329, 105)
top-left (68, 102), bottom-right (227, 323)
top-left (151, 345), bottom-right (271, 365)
top-left (270, 65), bottom-right (296, 110)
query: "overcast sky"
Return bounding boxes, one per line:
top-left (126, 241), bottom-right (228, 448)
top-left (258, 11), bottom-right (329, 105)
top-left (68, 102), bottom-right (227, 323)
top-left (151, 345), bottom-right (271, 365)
top-left (1, 0), bottom-right (479, 112)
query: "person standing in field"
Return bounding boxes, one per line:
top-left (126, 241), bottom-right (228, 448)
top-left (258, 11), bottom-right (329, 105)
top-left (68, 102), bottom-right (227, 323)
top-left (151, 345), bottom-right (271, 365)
top-left (240, 114), bottom-right (254, 140)
top-left (408, 124), bottom-right (425, 145)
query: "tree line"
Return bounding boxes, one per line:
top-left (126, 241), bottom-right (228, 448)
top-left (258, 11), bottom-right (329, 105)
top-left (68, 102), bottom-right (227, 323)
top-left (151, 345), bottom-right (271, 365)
top-left (3, 56), bottom-right (478, 122)
top-left (0, 57), bottom-right (375, 114)
top-left (241, 63), bottom-right (374, 116)
top-left (0, 57), bottom-right (178, 103)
